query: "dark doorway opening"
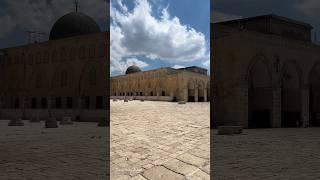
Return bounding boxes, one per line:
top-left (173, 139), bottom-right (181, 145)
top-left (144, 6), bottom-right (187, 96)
top-left (188, 96), bottom-right (195, 102)
top-left (310, 113), bottom-right (320, 126)
top-left (249, 110), bottom-right (271, 128)
top-left (198, 97), bottom-right (204, 102)
top-left (282, 112), bottom-right (301, 127)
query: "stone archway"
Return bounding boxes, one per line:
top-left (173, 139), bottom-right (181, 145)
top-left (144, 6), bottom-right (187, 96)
top-left (281, 61), bottom-right (302, 127)
top-left (187, 80), bottom-right (195, 102)
top-left (198, 80), bottom-right (205, 102)
top-left (247, 57), bottom-right (273, 128)
top-left (309, 62), bottom-right (320, 126)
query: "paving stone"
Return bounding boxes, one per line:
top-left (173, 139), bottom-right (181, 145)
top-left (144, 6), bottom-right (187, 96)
top-left (142, 166), bottom-right (184, 180)
top-left (177, 153), bottom-right (208, 167)
top-left (131, 174), bottom-right (148, 180)
top-left (163, 159), bottom-right (199, 176)
top-left (187, 169), bottom-right (210, 180)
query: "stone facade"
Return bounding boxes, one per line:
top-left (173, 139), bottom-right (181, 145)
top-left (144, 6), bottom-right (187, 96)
top-left (0, 22), bottom-right (109, 122)
top-left (111, 66), bottom-right (210, 102)
top-left (212, 14), bottom-right (320, 128)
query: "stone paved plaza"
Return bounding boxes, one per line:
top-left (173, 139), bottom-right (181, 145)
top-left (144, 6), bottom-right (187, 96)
top-left (213, 128), bottom-right (320, 180)
top-left (111, 100), bottom-right (210, 180)
top-left (0, 120), bottom-right (107, 180)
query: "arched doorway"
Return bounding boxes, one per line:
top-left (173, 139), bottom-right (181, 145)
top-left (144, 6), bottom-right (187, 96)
top-left (281, 62), bottom-right (301, 127)
top-left (248, 60), bottom-right (272, 128)
top-left (187, 80), bottom-right (195, 102)
top-left (198, 81), bottom-right (205, 102)
top-left (309, 63), bottom-right (320, 126)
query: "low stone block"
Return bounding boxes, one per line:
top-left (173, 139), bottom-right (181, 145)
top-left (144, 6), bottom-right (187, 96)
top-left (113, 99), bottom-right (117, 102)
top-left (124, 99), bottom-right (128, 102)
top-left (140, 99), bottom-right (144, 102)
top-left (178, 101), bottom-right (186, 104)
top-left (45, 117), bottom-right (58, 128)
top-left (218, 126), bottom-right (242, 135)
top-left (60, 116), bottom-right (73, 125)
top-left (8, 119), bottom-right (24, 126)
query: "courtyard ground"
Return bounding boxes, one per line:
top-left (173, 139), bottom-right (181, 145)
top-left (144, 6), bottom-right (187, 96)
top-left (0, 120), bottom-right (107, 180)
top-left (213, 128), bottom-right (320, 180)
top-left (111, 100), bottom-right (210, 180)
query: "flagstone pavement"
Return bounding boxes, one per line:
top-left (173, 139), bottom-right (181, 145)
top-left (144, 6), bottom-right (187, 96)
top-left (111, 100), bottom-right (210, 180)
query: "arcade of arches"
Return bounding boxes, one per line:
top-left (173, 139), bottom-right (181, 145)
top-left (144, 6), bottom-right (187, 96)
top-left (111, 66), bottom-right (210, 102)
top-left (212, 15), bottom-right (320, 128)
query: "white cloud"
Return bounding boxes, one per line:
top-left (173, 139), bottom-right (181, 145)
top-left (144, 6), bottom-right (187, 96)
top-left (126, 58), bottom-right (149, 68)
top-left (110, 0), bottom-right (208, 74)
top-left (172, 65), bottom-right (185, 69)
top-left (202, 59), bottom-right (210, 67)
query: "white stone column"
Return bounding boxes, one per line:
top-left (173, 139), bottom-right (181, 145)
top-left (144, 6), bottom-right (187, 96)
top-left (195, 88), bottom-right (198, 102)
top-left (301, 86), bottom-right (310, 127)
top-left (272, 87), bottom-right (282, 128)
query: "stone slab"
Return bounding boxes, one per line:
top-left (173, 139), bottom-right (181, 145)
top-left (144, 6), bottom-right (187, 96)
top-left (177, 153), bottom-right (207, 167)
top-left (163, 159), bottom-right (198, 176)
top-left (142, 166), bottom-right (184, 180)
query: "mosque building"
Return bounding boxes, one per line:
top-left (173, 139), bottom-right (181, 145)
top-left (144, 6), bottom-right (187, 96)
top-left (0, 11), bottom-right (108, 121)
top-left (111, 65), bottom-right (210, 102)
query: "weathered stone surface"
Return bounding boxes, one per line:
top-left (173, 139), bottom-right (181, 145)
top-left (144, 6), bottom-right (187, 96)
top-left (131, 174), bottom-right (148, 180)
top-left (178, 101), bottom-right (186, 104)
top-left (45, 117), bottom-right (58, 128)
top-left (111, 101), bottom-right (210, 178)
top-left (218, 126), bottom-right (242, 135)
top-left (8, 119), bottom-right (24, 126)
top-left (142, 166), bottom-right (184, 180)
top-left (163, 159), bottom-right (198, 176)
top-left (187, 170), bottom-right (210, 180)
top-left (177, 153), bottom-right (207, 167)
top-left (0, 121), bottom-right (107, 179)
top-left (60, 117), bottom-right (73, 125)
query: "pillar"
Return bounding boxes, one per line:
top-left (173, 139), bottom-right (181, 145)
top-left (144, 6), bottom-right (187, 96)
top-left (183, 88), bottom-right (188, 102)
top-left (272, 87), bottom-right (282, 128)
top-left (195, 88), bottom-right (198, 102)
top-left (301, 86), bottom-right (310, 127)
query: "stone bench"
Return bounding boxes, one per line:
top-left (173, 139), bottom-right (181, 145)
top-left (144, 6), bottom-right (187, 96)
top-left (60, 116), bottom-right (73, 125)
top-left (113, 99), bottom-right (117, 102)
top-left (218, 126), bottom-right (242, 135)
top-left (124, 99), bottom-right (128, 102)
top-left (8, 118), bottom-right (24, 126)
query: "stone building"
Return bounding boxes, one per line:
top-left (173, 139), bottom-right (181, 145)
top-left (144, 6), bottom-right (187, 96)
top-left (111, 65), bottom-right (210, 102)
top-left (0, 12), bottom-right (109, 121)
top-left (212, 14), bottom-right (320, 128)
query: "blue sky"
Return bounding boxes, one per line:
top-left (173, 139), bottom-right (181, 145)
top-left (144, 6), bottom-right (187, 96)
top-left (110, 0), bottom-right (210, 76)
top-left (0, 0), bottom-right (108, 49)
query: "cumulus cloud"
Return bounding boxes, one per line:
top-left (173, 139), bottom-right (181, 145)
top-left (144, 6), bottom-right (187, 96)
top-left (110, 0), bottom-right (208, 74)
top-left (172, 65), bottom-right (185, 69)
top-left (126, 58), bottom-right (149, 68)
top-left (0, 0), bottom-right (108, 39)
top-left (202, 59), bottom-right (210, 67)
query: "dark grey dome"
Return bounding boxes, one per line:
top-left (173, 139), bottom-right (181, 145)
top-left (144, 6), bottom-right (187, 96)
top-left (49, 12), bottom-right (101, 40)
top-left (126, 65), bottom-right (141, 74)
